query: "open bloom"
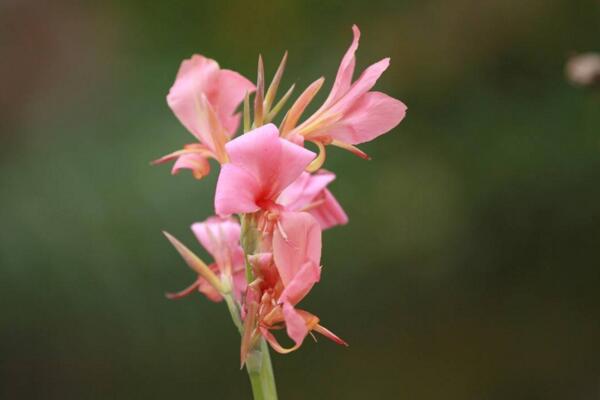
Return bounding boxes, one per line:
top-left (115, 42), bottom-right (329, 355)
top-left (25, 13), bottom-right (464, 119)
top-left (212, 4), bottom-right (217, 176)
top-left (242, 212), bottom-right (347, 357)
top-left (154, 55), bottom-right (255, 179)
top-left (282, 25), bottom-right (407, 160)
top-left (214, 123), bottom-right (316, 217)
top-left (165, 217), bottom-right (246, 302)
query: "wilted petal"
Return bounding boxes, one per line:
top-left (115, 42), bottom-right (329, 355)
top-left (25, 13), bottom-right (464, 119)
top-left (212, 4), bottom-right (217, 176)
top-left (273, 212), bottom-right (321, 287)
top-left (327, 91), bottom-right (406, 144)
top-left (215, 124), bottom-right (315, 215)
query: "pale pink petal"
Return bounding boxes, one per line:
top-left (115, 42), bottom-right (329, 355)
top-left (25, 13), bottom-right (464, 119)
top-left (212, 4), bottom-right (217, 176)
top-left (309, 189), bottom-right (349, 230)
top-left (329, 58), bottom-right (390, 115)
top-left (277, 171), bottom-right (335, 212)
top-left (171, 153), bottom-right (211, 180)
top-left (322, 25), bottom-right (360, 108)
top-left (327, 91), bottom-right (406, 144)
top-left (215, 124), bottom-right (315, 215)
top-left (273, 212), bottom-right (321, 286)
top-left (191, 217), bottom-right (243, 269)
top-left (166, 55), bottom-right (219, 143)
top-left (197, 275), bottom-right (223, 302)
top-left (214, 164), bottom-right (262, 216)
top-left (278, 261), bottom-right (321, 305)
top-left (213, 69), bottom-right (256, 134)
top-left (283, 302), bottom-right (309, 346)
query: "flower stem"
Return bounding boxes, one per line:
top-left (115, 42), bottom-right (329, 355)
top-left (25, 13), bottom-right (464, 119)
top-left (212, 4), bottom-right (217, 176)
top-left (246, 339), bottom-right (278, 400)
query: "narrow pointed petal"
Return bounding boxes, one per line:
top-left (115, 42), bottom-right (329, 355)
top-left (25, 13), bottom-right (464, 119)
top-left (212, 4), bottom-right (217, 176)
top-left (329, 58), bottom-right (390, 115)
top-left (165, 279), bottom-right (201, 300)
top-left (162, 231), bottom-right (224, 293)
top-left (322, 24), bottom-right (360, 108)
top-left (265, 84), bottom-right (295, 123)
top-left (327, 91), bottom-right (407, 144)
top-left (280, 77), bottom-right (325, 135)
top-left (243, 91), bottom-right (251, 133)
top-left (254, 55), bottom-right (265, 127)
top-left (330, 139), bottom-right (371, 159)
top-left (313, 324), bottom-right (349, 347)
top-left (240, 301), bottom-right (258, 367)
top-left (264, 51), bottom-right (288, 112)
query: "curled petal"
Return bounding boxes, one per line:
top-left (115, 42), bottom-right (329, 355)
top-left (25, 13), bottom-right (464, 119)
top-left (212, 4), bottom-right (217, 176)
top-left (171, 153), bottom-right (211, 180)
top-left (165, 279), bottom-right (200, 300)
top-left (260, 326), bottom-right (301, 354)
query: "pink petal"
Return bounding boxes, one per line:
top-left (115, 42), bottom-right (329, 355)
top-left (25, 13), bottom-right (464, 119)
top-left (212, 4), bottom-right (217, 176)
top-left (213, 69), bottom-right (256, 134)
top-left (277, 171), bottom-right (336, 212)
top-left (329, 58), bottom-right (390, 116)
top-left (214, 163), bottom-right (262, 216)
top-left (191, 217), bottom-right (244, 270)
top-left (327, 91), bottom-right (407, 144)
top-left (322, 25), bottom-right (360, 108)
top-left (197, 275), bottom-right (224, 302)
top-left (215, 124), bottom-right (315, 215)
top-left (273, 212), bottom-right (321, 286)
top-left (283, 302), bottom-right (309, 346)
top-left (171, 153), bottom-right (211, 180)
top-left (166, 55), bottom-right (220, 143)
top-left (309, 189), bottom-right (349, 230)
top-left (278, 261), bottom-right (321, 305)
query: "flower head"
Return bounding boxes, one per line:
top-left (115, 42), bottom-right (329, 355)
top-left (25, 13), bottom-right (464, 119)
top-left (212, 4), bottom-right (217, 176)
top-left (282, 25), bottom-right (406, 162)
top-left (214, 123), bottom-right (315, 216)
top-left (154, 55), bottom-right (255, 179)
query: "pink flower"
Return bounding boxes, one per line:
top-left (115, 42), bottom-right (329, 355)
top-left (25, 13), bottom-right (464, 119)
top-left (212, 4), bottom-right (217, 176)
top-left (282, 25), bottom-right (406, 160)
top-left (165, 217), bottom-right (246, 303)
top-left (277, 171), bottom-right (348, 230)
top-left (242, 212), bottom-right (347, 358)
top-left (154, 55), bottom-right (255, 179)
top-left (214, 123), bottom-right (315, 217)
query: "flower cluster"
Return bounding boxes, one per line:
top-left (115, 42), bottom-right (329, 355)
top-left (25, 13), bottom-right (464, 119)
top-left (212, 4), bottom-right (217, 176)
top-left (157, 25), bottom-right (406, 363)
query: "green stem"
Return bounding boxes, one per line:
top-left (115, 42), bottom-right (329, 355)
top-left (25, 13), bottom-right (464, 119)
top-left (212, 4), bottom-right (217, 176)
top-left (246, 339), bottom-right (278, 400)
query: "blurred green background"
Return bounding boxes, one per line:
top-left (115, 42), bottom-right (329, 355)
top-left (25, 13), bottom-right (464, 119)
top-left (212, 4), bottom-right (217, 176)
top-left (2, 0), bottom-right (600, 398)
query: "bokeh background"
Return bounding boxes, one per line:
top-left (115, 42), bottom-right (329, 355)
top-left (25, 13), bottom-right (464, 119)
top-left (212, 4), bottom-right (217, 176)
top-left (2, 0), bottom-right (600, 398)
